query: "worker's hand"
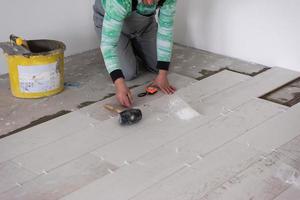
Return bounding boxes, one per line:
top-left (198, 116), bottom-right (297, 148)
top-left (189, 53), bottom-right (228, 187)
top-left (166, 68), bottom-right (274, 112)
top-left (153, 70), bottom-right (176, 95)
top-left (114, 78), bottom-right (133, 108)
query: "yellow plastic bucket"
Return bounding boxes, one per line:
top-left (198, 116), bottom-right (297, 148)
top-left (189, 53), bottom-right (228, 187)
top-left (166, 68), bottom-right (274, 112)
top-left (3, 40), bottom-right (66, 98)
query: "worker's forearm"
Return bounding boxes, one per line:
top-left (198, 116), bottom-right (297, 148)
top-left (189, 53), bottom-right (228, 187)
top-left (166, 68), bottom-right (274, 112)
top-left (157, 0), bottom-right (177, 67)
top-left (114, 78), bottom-right (126, 88)
top-left (158, 69), bottom-right (168, 77)
top-left (100, 9), bottom-right (127, 82)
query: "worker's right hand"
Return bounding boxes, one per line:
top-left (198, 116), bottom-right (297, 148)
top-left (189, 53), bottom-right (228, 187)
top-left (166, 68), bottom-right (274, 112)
top-left (114, 78), bottom-right (133, 108)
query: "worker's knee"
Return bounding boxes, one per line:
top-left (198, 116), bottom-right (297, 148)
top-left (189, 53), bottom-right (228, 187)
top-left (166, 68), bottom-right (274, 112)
top-left (120, 56), bottom-right (138, 81)
top-left (145, 60), bottom-right (158, 73)
top-left (124, 74), bottom-right (137, 81)
top-left (123, 68), bottom-right (137, 81)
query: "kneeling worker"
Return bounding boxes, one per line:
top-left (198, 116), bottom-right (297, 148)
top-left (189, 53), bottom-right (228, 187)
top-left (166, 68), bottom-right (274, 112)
top-left (93, 0), bottom-right (177, 107)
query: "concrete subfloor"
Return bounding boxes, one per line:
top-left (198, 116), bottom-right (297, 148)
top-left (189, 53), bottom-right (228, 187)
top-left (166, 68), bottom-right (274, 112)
top-left (0, 44), bottom-right (268, 138)
top-left (0, 44), bottom-right (300, 199)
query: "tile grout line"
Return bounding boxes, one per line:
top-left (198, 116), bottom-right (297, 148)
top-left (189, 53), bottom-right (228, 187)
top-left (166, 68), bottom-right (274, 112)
top-left (127, 165), bottom-right (189, 200)
top-left (189, 74), bottom-right (251, 102)
top-left (3, 122), bottom-right (95, 163)
top-left (10, 132), bottom-right (116, 174)
top-left (128, 140), bottom-right (264, 200)
top-left (3, 152), bottom-right (117, 198)
top-left (110, 99), bottom-right (286, 200)
top-left (203, 107), bottom-right (287, 158)
top-left (0, 165), bottom-right (50, 197)
top-left (2, 69), bottom-right (293, 198)
top-left (270, 185), bottom-right (293, 200)
top-left (130, 129), bottom-right (290, 200)
top-left (197, 156), bottom-right (268, 200)
top-left (0, 161), bottom-right (44, 196)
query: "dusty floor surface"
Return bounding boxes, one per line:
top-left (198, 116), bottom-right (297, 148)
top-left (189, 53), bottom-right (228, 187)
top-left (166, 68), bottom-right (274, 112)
top-left (0, 44), bottom-right (300, 200)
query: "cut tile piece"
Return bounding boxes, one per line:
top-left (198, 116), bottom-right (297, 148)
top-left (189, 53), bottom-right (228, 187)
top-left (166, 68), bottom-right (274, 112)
top-left (0, 161), bottom-right (36, 194)
top-left (236, 103), bottom-right (300, 153)
top-left (0, 154), bottom-right (117, 200)
top-left (130, 142), bottom-right (263, 200)
top-left (0, 112), bottom-right (101, 163)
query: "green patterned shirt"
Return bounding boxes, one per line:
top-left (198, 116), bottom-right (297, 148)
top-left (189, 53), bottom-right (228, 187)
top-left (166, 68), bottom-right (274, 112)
top-left (100, 0), bottom-right (177, 77)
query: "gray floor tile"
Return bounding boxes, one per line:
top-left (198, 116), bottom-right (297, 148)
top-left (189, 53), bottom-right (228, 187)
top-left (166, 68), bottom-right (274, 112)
top-left (0, 161), bottom-right (36, 194)
top-left (0, 154), bottom-right (117, 200)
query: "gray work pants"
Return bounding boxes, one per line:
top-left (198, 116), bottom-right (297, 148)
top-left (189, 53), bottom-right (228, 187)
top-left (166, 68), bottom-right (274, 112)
top-left (93, 0), bottom-right (158, 80)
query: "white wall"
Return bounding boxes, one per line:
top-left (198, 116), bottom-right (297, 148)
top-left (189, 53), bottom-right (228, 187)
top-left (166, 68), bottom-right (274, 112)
top-left (174, 0), bottom-right (300, 72)
top-left (0, 0), bottom-right (99, 75)
top-left (2, 1), bottom-right (299, 74)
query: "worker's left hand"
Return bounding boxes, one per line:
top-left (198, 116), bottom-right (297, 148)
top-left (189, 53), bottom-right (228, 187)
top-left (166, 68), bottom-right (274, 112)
top-left (153, 70), bottom-right (176, 94)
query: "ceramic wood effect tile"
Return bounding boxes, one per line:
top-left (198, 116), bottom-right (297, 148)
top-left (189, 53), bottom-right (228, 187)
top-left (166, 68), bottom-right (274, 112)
top-left (0, 161), bottom-right (36, 194)
top-left (127, 142), bottom-right (263, 200)
top-left (7, 74), bottom-right (197, 174)
top-left (174, 70), bottom-right (250, 114)
top-left (165, 98), bottom-right (287, 157)
top-left (191, 67), bottom-right (299, 116)
top-left (1, 67), bottom-right (299, 200)
top-left (91, 76), bottom-right (288, 167)
top-left (273, 186), bottom-right (300, 200)
top-left (0, 154), bottom-right (117, 200)
top-left (236, 103), bottom-right (300, 154)
top-left (201, 132), bottom-right (300, 200)
top-left (60, 163), bottom-right (172, 200)
top-left (201, 152), bottom-right (297, 200)
top-left (89, 70), bottom-right (250, 165)
top-left (0, 73), bottom-right (195, 164)
top-left (275, 135), bottom-right (300, 169)
top-left (64, 142), bottom-right (258, 200)
top-left (0, 112), bottom-right (101, 163)
top-left (11, 126), bottom-right (114, 174)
